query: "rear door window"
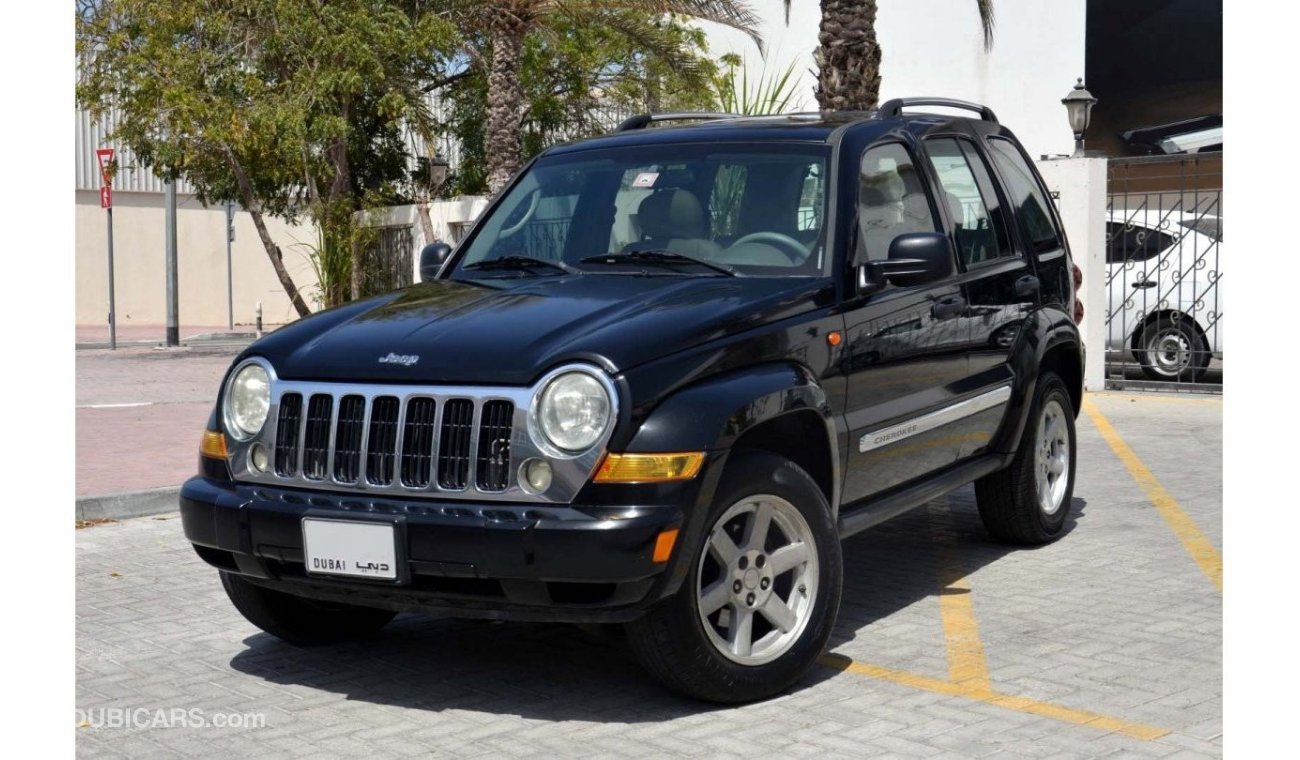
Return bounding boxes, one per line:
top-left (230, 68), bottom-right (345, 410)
top-left (924, 138), bottom-right (1015, 268)
top-left (1106, 221), bottom-right (1175, 264)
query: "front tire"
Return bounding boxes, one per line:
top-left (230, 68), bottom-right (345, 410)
top-left (625, 451), bottom-right (842, 703)
top-left (975, 372), bottom-right (1077, 545)
top-left (220, 572), bottom-right (397, 646)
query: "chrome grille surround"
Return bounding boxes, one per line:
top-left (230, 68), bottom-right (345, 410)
top-left (223, 358), bottom-right (618, 504)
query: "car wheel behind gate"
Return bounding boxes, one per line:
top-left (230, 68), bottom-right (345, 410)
top-left (1136, 317), bottom-right (1210, 382)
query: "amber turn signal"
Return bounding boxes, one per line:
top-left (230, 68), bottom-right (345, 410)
top-left (594, 452), bottom-right (705, 483)
top-left (200, 430), bottom-right (229, 460)
top-left (826, 330), bottom-right (842, 347)
top-left (652, 528), bottom-right (680, 563)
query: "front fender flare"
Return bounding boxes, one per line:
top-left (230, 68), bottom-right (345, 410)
top-left (624, 361), bottom-right (840, 510)
top-left (621, 362), bottom-right (841, 601)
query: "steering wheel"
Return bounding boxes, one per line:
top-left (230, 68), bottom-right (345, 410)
top-left (499, 189), bottom-right (541, 238)
top-left (729, 231), bottom-right (809, 264)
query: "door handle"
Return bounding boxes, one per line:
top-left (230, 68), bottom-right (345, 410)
top-left (932, 295), bottom-right (966, 319)
top-left (1132, 280), bottom-right (1157, 289)
top-left (1014, 275), bottom-right (1040, 297)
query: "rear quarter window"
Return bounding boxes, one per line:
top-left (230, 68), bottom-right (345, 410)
top-left (986, 138), bottom-right (1062, 254)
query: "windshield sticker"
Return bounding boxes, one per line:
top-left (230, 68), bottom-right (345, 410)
top-left (632, 172), bottom-right (659, 189)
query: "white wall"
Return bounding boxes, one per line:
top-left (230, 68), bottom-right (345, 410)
top-left (76, 191), bottom-right (321, 327)
top-left (703, 0), bottom-right (1086, 159)
top-left (1037, 156), bottom-right (1108, 391)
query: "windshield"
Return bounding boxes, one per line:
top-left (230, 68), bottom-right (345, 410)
top-left (452, 143), bottom-right (831, 278)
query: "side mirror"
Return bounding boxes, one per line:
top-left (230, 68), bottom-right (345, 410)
top-left (862, 232), bottom-right (953, 289)
top-left (418, 242), bottom-right (453, 282)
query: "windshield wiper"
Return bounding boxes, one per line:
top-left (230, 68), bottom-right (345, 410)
top-left (462, 256), bottom-right (581, 275)
top-left (580, 250), bottom-right (737, 277)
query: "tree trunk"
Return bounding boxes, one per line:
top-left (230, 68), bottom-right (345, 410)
top-left (815, 0), bottom-right (882, 111)
top-left (484, 8), bottom-right (529, 195)
top-left (416, 200), bottom-right (437, 245)
top-left (349, 233), bottom-right (364, 301)
top-left (222, 145), bottom-right (312, 319)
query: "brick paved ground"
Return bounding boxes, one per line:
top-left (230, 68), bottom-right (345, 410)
top-left (76, 343), bottom-right (244, 496)
top-left (75, 393), bottom-right (1222, 758)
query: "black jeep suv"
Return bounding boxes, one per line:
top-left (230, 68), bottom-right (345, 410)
top-left (182, 99), bottom-right (1083, 703)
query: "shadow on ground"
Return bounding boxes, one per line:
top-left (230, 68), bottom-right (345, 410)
top-left (229, 486), bottom-right (1088, 721)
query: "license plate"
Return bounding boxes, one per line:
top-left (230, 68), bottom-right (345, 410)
top-left (302, 518), bottom-right (397, 580)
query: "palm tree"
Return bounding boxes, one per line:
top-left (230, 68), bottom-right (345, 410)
top-left (465, 1), bottom-right (763, 194)
top-left (796, 0), bottom-right (994, 111)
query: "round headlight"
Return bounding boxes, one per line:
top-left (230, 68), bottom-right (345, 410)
top-left (224, 362), bottom-right (271, 440)
top-left (535, 371), bottom-right (612, 452)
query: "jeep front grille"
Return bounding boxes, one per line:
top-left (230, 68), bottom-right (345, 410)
top-left (259, 387), bottom-right (516, 497)
top-left (224, 362), bottom-right (618, 504)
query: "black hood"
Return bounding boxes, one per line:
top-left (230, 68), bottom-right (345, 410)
top-left (250, 274), bottom-right (827, 385)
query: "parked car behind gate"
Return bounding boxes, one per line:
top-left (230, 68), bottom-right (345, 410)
top-left (1105, 209), bottom-right (1222, 382)
top-left (181, 100), bottom-right (1084, 704)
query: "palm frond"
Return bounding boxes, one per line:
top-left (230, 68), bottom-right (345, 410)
top-left (976, 0), bottom-right (995, 51)
top-left (585, 0), bottom-right (764, 52)
top-left (714, 56), bottom-right (803, 115)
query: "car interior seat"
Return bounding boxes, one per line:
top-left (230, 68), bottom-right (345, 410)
top-left (623, 189), bottom-right (723, 260)
top-left (858, 185), bottom-right (903, 261)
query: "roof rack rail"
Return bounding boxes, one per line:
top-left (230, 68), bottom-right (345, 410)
top-left (614, 112), bottom-right (742, 132)
top-left (877, 98), bottom-right (998, 123)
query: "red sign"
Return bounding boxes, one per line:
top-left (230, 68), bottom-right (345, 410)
top-left (100, 186), bottom-right (112, 209)
top-left (95, 148), bottom-right (115, 186)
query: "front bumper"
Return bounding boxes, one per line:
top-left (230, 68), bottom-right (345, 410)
top-left (180, 476), bottom-right (685, 623)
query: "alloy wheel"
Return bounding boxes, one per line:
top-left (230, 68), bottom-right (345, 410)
top-left (695, 495), bottom-right (819, 666)
top-left (1035, 399), bottom-right (1070, 515)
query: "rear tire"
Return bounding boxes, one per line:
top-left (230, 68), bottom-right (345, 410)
top-left (1136, 317), bottom-right (1210, 382)
top-left (975, 372), bottom-right (1076, 545)
top-left (625, 451), bottom-right (841, 703)
top-left (220, 572), bottom-right (396, 645)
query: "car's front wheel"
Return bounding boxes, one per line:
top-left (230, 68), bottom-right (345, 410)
top-left (220, 572), bottom-right (397, 645)
top-left (625, 451), bottom-right (842, 703)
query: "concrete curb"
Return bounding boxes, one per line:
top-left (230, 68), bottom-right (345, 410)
top-left (77, 487), bottom-right (181, 522)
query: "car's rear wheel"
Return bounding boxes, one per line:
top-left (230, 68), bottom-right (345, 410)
top-left (625, 451), bottom-right (841, 703)
top-left (220, 572), bottom-right (397, 645)
top-left (1136, 316), bottom-right (1210, 382)
top-left (975, 372), bottom-right (1076, 545)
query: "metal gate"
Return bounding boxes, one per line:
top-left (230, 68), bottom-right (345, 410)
top-left (362, 225), bottom-right (415, 296)
top-left (1105, 154), bottom-right (1222, 392)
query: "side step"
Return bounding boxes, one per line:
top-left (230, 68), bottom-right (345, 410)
top-left (837, 454), bottom-right (1005, 539)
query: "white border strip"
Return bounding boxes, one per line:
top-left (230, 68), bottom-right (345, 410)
top-left (859, 386), bottom-right (1013, 453)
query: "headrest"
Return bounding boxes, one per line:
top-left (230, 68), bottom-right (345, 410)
top-left (638, 189), bottom-right (707, 239)
top-left (945, 191), bottom-right (965, 226)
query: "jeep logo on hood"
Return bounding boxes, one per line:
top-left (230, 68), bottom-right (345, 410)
top-left (378, 352), bottom-right (420, 367)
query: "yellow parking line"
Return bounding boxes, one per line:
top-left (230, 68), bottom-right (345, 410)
top-left (1082, 396), bottom-right (1223, 592)
top-left (817, 654), bottom-right (1170, 741)
top-left (930, 503), bottom-right (991, 691)
top-left (1091, 392), bottom-right (1221, 406)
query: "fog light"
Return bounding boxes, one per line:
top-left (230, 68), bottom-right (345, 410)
top-left (249, 443), bottom-right (270, 472)
top-left (521, 458), bottom-right (553, 494)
